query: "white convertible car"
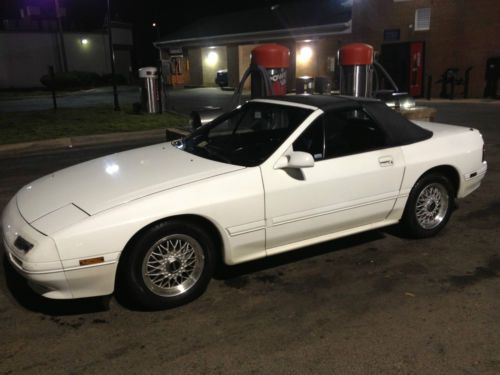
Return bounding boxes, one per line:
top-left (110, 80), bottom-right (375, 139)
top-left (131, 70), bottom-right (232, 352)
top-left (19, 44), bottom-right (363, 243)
top-left (2, 96), bottom-right (487, 309)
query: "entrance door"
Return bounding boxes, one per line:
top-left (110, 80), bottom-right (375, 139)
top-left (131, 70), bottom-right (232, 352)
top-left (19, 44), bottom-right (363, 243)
top-left (380, 42), bottom-right (425, 97)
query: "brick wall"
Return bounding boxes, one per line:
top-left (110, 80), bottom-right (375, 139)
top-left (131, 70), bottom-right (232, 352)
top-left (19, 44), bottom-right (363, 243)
top-left (318, 0), bottom-right (500, 98)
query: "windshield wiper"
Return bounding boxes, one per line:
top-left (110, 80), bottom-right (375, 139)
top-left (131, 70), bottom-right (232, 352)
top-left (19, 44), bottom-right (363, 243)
top-left (202, 144), bottom-right (232, 163)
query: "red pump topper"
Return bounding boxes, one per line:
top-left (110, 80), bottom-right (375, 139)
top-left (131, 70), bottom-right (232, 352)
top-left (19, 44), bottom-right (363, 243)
top-left (251, 44), bottom-right (289, 96)
top-left (339, 43), bottom-right (374, 97)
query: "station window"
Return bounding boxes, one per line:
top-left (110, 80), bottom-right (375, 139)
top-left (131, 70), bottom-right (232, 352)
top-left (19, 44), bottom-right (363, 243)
top-left (415, 8), bottom-right (431, 31)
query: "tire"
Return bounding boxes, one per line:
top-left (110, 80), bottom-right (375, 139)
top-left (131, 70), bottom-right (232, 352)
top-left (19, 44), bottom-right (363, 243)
top-left (118, 221), bottom-right (216, 310)
top-left (402, 173), bottom-right (455, 238)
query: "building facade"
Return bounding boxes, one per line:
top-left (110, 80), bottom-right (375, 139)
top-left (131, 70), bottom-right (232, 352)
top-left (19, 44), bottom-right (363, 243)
top-left (0, 25), bottom-right (133, 88)
top-left (155, 0), bottom-right (500, 98)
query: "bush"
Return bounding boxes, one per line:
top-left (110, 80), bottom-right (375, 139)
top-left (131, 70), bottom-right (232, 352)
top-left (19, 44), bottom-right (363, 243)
top-left (40, 71), bottom-right (126, 90)
top-left (41, 72), bottom-right (81, 90)
top-left (101, 73), bottom-right (127, 85)
top-left (73, 71), bottom-right (102, 87)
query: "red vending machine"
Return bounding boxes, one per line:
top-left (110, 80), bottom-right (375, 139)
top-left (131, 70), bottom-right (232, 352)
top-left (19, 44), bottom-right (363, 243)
top-left (409, 42), bottom-right (424, 97)
top-left (380, 42), bottom-right (425, 97)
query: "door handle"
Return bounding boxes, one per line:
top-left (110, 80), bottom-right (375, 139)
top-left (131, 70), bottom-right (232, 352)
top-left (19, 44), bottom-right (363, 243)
top-left (379, 156), bottom-right (394, 167)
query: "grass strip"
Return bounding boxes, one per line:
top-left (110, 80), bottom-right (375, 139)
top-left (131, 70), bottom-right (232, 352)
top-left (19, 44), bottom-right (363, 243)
top-left (0, 106), bottom-right (187, 145)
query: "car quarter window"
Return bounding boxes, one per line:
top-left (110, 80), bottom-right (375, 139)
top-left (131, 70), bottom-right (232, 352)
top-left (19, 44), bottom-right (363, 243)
top-left (293, 108), bottom-right (388, 161)
top-left (324, 108), bottom-right (387, 159)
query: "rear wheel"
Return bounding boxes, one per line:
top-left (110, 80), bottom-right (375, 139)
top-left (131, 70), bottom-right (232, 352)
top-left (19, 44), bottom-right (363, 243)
top-left (402, 173), bottom-right (455, 238)
top-left (118, 221), bottom-right (216, 310)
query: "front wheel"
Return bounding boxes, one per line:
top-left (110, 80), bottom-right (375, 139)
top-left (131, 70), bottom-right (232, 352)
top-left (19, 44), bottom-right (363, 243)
top-left (402, 173), bottom-right (455, 238)
top-left (118, 221), bottom-right (216, 310)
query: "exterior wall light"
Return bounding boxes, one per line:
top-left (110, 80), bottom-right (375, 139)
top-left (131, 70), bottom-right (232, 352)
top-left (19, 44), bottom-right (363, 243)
top-left (298, 46), bottom-right (313, 64)
top-left (206, 51), bottom-right (219, 66)
top-left (80, 38), bottom-right (89, 45)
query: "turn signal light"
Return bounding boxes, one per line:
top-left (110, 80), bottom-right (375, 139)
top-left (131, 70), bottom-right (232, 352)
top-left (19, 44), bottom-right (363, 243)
top-left (79, 257), bottom-right (105, 266)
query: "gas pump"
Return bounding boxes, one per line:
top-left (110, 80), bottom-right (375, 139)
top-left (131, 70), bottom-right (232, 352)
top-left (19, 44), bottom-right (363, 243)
top-left (250, 44), bottom-right (289, 97)
top-left (339, 43), bottom-right (374, 97)
top-left (191, 43), bottom-right (290, 129)
top-left (338, 42), bottom-right (415, 108)
top-left (187, 42), bottom-right (418, 132)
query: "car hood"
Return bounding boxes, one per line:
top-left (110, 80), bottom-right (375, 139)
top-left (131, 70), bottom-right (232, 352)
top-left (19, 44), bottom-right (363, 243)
top-left (17, 143), bottom-right (244, 223)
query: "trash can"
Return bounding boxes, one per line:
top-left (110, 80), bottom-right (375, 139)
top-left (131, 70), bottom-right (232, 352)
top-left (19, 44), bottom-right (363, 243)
top-left (138, 67), bottom-right (159, 113)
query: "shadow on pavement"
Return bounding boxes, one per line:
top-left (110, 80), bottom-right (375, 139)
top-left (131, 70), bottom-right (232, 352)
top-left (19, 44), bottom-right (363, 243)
top-left (215, 228), bottom-right (387, 280)
top-left (1, 227), bottom-right (392, 314)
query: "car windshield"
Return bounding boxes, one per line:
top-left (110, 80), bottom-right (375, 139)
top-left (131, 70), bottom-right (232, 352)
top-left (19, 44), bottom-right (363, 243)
top-left (178, 102), bottom-right (312, 166)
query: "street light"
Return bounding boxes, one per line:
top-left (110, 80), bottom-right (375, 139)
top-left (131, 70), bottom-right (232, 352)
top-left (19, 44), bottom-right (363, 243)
top-left (53, 0), bottom-right (68, 72)
top-left (152, 21), bottom-right (160, 40)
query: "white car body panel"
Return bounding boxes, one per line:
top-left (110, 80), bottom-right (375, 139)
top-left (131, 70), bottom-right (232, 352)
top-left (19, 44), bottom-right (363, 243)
top-left (262, 145), bottom-right (405, 251)
top-left (1, 98), bottom-right (487, 300)
top-left (17, 143), bottom-right (244, 223)
top-left (406, 121), bottom-right (486, 198)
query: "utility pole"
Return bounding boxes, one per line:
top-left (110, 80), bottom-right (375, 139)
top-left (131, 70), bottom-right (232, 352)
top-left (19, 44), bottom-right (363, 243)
top-left (54, 0), bottom-right (68, 72)
top-left (107, 0), bottom-right (120, 111)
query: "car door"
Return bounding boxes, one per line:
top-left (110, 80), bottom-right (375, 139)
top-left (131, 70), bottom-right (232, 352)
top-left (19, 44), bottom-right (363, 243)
top-left (261, 107), bottom-right (405, 254)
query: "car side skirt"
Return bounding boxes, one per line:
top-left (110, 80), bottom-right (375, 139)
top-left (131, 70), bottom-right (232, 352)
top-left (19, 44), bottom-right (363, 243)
top-left (265, 218), bottom-right (400, 257)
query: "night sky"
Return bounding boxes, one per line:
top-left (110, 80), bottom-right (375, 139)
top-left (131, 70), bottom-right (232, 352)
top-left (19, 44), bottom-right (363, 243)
top-left (0, 0), bottom-right (300, 66)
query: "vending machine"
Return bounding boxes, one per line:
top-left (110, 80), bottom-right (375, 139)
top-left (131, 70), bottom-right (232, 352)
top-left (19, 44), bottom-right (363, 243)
top-left (380, 42), bottom-right (425, 97)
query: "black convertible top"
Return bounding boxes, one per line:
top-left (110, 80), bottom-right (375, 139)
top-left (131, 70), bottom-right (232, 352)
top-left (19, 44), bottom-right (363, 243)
top-left (265, 95), bottom-right (433, 146)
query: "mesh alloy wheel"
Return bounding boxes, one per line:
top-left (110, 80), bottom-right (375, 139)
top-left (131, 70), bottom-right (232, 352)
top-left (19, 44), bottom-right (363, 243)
top-left (141, 234), bottom-right (205, 297)
top-left (415, 183), bottom-right (449, 230)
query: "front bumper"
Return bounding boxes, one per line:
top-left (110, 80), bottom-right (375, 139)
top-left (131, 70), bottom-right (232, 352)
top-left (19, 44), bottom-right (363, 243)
top-left (2, 197), bottom-right (73, 299)
top-left (2, 196), bottom-right (117, 299)
top-left (4, 243), bottom-right (73, 298)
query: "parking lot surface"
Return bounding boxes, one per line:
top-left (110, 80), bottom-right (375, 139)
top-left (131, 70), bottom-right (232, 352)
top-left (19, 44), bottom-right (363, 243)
top-left (0, 101), bottom-right (499, 374)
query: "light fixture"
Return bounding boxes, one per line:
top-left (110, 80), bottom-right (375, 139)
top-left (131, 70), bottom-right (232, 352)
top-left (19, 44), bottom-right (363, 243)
top-left (152, 22), bottom-right (157, 27)
top-left (298, 46), bottom-right (313, 64)
top-left (206, 51), bottom-right (219, 66)
top-left (80, 38), bottom-right (89, 45)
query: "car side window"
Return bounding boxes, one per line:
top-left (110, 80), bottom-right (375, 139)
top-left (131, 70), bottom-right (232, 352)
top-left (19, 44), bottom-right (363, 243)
top-left (324, 108), bottom-right (387, 158)
top-left (292, 115), bottom-right (325, 161)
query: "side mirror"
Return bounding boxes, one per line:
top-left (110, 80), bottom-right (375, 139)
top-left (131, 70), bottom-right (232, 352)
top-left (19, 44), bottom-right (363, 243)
top-left (275, 151), bottom-right (315, 169)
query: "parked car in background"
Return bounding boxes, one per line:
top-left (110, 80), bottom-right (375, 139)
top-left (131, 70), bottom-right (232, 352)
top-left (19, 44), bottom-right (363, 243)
top-left (2, 95), bottom-right (487, 310)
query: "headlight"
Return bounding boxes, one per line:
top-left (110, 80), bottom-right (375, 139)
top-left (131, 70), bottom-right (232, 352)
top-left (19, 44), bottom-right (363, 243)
top-left (14, 236), bottom-right (34, 252)
top-left (31, 204), bottom-right (89, 236)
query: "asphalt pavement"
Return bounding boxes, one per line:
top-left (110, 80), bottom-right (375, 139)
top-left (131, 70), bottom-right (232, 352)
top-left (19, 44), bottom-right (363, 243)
top-left (0, 100), bottom-right (499, 374)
